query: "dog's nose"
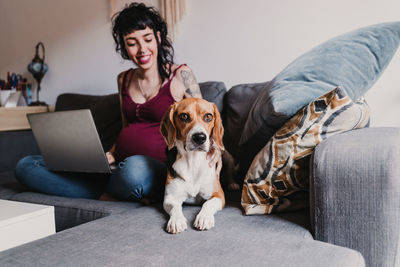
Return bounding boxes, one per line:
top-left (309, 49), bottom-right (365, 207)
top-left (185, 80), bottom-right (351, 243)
top-left (192, 132), bottom-right (207, 145)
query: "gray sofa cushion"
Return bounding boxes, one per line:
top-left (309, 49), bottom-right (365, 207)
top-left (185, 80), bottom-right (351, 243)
top-left (0, 204), bottom-right (365, 267)
top-left (0, 172), bottom-right (26, 199)
top-left (222, 82), bottom-right (267, 160)
top-left (199, 81), bottom-right (227, 114)
top-left (0, 172), bottom-right (240, 233)
top-left (0, 131), bottom-right (40, 172)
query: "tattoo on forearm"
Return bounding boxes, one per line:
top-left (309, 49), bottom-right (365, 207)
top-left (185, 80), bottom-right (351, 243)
top-left (181, 70), bottom-right (202, 97)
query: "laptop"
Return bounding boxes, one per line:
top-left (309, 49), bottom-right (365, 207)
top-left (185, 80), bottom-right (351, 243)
top-left (27, 109), bottom-right (114, 174)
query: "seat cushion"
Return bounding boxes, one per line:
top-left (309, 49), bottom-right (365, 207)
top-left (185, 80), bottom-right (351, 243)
top-left (0, 203), bottom-right (365, 267)
top-left (0, 172), bottom-right (26, 199)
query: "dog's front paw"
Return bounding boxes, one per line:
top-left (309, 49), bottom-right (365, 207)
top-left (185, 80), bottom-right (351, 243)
top-left (194, 212), bottom-right (215, 231)
top-left (166, 215), bottom-right (187, 234)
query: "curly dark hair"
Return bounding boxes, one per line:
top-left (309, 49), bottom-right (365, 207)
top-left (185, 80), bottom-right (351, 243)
top-left (112, 2), bottom-right (174, 81)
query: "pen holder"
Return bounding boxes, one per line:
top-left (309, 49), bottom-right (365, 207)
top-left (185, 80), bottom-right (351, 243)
top-left (0, 91), bottom-right (27, 107)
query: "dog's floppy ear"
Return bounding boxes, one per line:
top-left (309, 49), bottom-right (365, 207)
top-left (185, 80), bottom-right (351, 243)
top-left (160, 103), bottom-right (177, 150)
top-left (211, 103), bottom-right (225, 151)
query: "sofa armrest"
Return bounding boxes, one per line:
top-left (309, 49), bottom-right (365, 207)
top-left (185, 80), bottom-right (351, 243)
top-left (311, 127), bottom-right (400, 267)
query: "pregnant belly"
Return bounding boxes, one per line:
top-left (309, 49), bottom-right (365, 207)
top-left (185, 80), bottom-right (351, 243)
top-left (114, 122), bottom-right (167, 163)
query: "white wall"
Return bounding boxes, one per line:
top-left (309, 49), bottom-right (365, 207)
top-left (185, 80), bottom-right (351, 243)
top-left (1, 0), bottom-right (400, 126)
top-left (174, 0), bottom-right (400, 127)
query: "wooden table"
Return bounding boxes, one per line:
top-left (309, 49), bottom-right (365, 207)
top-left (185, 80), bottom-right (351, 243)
top-left (0, 106), bottom-right (55, 132)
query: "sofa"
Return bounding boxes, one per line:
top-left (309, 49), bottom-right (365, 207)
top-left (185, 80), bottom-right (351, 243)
top-left (1, 79), bottom-right (400, 267)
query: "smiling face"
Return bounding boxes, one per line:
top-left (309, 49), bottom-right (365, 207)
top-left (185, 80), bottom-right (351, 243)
top-left (124, 26), bottom-right (160, 70)
top-left (161, 98), bottom-right (225, 152)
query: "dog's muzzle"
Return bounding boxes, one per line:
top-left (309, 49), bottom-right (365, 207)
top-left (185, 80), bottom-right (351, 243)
top-left (192, 132), bottom-right (207, 146)
top-left (186, 124), bottom-right (209, 152)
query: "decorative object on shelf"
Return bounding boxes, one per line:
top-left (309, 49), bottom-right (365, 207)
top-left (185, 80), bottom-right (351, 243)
top-left (0, 71), bottom-right (31, 107)
top-left (27, 42), bottom-right (48, 106)
top-left (0, 91), bottom-right (26, 107)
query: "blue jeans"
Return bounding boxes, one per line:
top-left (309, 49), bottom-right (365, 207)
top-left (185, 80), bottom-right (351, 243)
top-left (15, 155), bottom-right (166, 201)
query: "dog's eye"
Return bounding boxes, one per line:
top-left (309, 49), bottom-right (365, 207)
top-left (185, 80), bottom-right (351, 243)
top-left (204, 113), bottom-right (213, 122)
top-left (179, 113), bottom-right (191, 123)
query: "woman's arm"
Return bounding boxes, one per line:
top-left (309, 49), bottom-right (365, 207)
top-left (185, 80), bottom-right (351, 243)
top-left (178, 66), bottom-right (203, 99)
top-left (106, 70), bottom-right (129, 164)
top-left (176, 65), bottom-right (222, 171)
top-left (117, 71), bottom-right (128, 128)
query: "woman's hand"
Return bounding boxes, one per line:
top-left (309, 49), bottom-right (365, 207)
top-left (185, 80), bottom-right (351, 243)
top-left (207, 146), bottom-right (223, 175)
top-left (106, 151), bottom-right (116, 165)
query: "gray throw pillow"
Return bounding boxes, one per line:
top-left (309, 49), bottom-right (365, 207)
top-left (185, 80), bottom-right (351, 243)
top-left (239, 21), bottom-right (400, 150)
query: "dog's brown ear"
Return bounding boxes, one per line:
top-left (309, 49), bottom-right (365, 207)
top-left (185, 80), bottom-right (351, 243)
top-left (211, 103), bottom-right (225, 151)
top-left (160, 103), bottom-right (177, 150)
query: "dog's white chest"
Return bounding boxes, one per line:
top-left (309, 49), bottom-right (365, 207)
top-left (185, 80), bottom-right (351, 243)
top-left (172, 152), bottom-right (215, 200)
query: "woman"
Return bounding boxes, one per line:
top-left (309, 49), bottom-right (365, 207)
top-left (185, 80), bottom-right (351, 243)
top-left (15, 2), bottom-right (221, 202)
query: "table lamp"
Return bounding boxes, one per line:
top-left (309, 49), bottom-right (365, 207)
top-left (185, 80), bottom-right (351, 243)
top-left (27, 42), bottom-right (48, 106)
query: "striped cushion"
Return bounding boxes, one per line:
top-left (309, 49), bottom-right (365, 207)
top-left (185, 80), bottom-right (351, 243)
top-left (241, 87), bottom-right (370, 215)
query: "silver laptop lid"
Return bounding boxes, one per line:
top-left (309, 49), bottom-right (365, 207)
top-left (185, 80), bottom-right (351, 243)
top-left (27, 109), bottom-right (111, 173)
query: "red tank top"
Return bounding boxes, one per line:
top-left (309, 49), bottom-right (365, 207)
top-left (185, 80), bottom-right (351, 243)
top-left (113, 65), bottom-right (185, 163)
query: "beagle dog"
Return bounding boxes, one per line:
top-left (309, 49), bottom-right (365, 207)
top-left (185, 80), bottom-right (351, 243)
top-left (160, 98), bottom-right (225, 234)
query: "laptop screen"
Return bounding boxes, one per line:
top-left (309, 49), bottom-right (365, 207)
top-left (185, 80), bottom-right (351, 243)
top-left (27, 109), bottom-right (111, 173)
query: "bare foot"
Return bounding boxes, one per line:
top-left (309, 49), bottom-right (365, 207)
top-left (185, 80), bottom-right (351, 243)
top-left (140, 197), bottom-right (156, 205)
top-left (98, 193), bottom-right (119, 201)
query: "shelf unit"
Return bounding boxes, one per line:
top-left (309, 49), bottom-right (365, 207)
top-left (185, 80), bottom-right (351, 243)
top-left (0, 106), bottom-right (55, 132)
